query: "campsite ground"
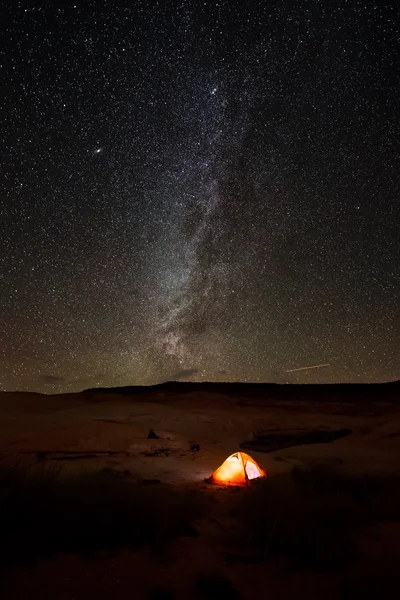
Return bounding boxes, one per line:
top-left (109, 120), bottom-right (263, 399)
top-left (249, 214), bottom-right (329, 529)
top-left (0, 382), bottom-right (399, 598)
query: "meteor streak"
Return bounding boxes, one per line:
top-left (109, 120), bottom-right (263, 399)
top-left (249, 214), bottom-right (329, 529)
top-left (286, 363), bottom-right (331, 373)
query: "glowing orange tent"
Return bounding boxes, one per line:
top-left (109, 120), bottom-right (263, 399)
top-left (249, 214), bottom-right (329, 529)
top-left (206, 452), bottom-right (265, 486)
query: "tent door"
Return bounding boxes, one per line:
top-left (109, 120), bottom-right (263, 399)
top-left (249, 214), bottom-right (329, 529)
top-left (245, 461), bottom-right (260, 480)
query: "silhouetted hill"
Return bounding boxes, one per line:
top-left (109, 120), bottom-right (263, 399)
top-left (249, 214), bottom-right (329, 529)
top-left (84, 380), bottom-right (399, 402)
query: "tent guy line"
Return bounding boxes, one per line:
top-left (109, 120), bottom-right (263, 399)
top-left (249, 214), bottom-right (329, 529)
top-left (286, 363), bottom-right (331, 373)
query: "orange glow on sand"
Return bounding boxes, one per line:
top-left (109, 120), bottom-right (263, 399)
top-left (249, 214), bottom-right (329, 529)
top-left (206, 451), bottom-right (266, 486)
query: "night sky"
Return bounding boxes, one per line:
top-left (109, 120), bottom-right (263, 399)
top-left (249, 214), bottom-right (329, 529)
top-left (1, 1), bottom-right (399, 393)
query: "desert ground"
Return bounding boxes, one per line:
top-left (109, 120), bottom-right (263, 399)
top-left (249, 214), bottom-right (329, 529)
top-left (0, 382), bottom-right (399, 599)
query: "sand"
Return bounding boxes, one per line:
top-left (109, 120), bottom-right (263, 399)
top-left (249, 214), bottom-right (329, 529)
top-left (0, 384), bottom-right (399, 598)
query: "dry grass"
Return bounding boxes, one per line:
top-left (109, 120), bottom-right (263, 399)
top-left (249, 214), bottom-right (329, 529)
top-left (2, 461), bottom-right (400, 597)
top-left (194, 573), bottom-right (240, 599)
top-left (0, 465), bottom-right (205, 571)
top-left (230, 466), bottom-right (400, 573)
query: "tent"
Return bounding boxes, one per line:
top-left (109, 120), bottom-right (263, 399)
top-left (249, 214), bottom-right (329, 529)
top-left (206, 452), bottom-right (265, 486)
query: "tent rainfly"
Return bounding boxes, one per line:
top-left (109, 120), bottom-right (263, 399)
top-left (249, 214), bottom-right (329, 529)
top-left (206, 452), bottom-right (265, 486)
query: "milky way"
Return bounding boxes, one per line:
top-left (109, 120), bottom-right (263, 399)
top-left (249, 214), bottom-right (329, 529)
top-left (150, 69), bottom-right (256, 376)
top-left (1, 1), bottom-right (399, 392)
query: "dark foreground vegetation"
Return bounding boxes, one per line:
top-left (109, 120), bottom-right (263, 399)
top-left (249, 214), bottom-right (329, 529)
top-left (229, 466), bottom-right (400, 597)
top-left (232, 466), bottom-right (400, 566)
top-left (1, 464), bottom-right (399, 597)
top-left (0, 466), bottom-right (204, 572)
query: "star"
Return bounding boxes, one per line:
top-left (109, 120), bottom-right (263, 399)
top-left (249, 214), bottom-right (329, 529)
top-left (0, 1), bottom-right (398, 392)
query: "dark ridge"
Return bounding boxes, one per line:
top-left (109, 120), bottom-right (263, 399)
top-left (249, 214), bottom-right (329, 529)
top-left (84, 380), bottom-right (399, 402)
